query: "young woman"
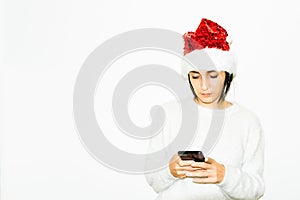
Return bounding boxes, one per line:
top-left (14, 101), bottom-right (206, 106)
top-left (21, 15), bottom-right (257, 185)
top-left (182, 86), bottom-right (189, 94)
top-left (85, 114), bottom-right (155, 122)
top-left (145, 18), bottom-right (265, 200)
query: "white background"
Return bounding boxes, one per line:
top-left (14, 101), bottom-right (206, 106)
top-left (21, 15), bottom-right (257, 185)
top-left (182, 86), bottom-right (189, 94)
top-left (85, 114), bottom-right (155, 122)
top-left (1, 0), bottom-right (300, 199)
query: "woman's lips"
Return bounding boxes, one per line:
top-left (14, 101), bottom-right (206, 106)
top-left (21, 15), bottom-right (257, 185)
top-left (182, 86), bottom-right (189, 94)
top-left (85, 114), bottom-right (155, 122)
top-left (201, 93), bottom-right (211, 97)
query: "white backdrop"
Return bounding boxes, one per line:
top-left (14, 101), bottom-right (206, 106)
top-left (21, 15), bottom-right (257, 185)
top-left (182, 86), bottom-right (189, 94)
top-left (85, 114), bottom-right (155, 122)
top-left (1, 0), bottom-right (300, 199)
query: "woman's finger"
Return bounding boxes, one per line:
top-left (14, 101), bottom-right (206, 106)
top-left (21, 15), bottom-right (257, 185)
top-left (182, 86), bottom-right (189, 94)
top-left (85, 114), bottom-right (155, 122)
top-left (185, 170), bottom-right (210, 178)
top-left (191, 162), bottom-right (212, 169)
top-left (204, 157), bottom-right (216, 164)
top-left (176, 166), bottom-right (201, 171)
top-left (178, 160), bottom-right (195, 167)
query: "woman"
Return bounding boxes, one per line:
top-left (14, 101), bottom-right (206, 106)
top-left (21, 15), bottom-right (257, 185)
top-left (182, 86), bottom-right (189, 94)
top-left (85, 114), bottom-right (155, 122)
top-left (145, 18), bottom-right (265, 200)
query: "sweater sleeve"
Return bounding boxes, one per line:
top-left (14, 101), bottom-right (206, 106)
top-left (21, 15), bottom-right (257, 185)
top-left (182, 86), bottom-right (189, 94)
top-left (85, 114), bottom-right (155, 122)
top-left (217, 120), bottom-right (265, 200)
top-left (145, 160), bottom-right (178, 193)
top-left (144, 105), bottom-right (178, 193)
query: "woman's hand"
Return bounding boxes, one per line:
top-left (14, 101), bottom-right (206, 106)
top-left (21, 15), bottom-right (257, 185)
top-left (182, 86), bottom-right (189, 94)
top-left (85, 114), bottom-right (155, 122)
top-left (185, 157), bottom-right (225, 184)
top-left (168, 153), bottom-right (200, 179)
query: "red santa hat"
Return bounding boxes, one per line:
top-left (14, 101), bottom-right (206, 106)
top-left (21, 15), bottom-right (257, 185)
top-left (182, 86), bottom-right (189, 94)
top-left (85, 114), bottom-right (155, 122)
top-left (181, 18), bottom-right (237, 80)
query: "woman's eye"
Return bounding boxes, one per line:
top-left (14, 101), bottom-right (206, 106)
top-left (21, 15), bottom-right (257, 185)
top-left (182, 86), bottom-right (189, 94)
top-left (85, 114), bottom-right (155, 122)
top-left (192, 76), bottom-right (200, 79)
top-left (210, 74), bottom-right (218, 79)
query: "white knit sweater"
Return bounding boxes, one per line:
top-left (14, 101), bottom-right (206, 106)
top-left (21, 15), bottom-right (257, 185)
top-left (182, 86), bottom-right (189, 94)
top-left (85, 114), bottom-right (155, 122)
top-left (145, 99), bottom-right (265, 200)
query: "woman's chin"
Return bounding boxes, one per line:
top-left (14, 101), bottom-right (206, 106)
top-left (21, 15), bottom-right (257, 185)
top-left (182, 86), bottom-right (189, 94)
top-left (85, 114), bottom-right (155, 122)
top-left (198, 97), bottom-right (214, 104)
top-left (197, 99), bottom-right (214, 105)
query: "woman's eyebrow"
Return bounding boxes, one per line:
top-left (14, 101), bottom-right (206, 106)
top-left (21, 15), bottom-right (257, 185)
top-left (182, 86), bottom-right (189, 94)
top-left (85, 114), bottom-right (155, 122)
top-left (190, 71), bottom-right (200, 74)
top-left (207, 70), bottom-right (217, 73)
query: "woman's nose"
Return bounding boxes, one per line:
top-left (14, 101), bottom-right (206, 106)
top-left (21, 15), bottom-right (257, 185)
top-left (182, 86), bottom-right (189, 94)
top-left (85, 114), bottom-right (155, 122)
top-left (201, 78), bottom-right (209, 91)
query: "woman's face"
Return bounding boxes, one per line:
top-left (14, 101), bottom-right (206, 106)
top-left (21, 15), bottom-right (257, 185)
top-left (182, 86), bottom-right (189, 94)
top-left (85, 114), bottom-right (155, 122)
top-left (189, 70), bottom-right (226, 108)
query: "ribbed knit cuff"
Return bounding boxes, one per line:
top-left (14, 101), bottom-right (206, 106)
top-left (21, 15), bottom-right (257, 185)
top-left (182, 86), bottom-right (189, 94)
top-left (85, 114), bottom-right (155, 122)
top-left (216, 164), bottom-right (240, 192)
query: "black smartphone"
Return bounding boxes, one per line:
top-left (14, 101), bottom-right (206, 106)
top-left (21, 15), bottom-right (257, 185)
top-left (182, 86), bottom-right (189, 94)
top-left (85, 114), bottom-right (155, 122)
top-left (178, 151), bottom-right (205, 162)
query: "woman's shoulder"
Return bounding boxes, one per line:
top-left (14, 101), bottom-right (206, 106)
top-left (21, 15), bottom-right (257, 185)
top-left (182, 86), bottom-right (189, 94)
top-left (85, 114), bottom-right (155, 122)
top-left (156, 98), bottom-right (198, 121)
top-left (230, 102), bottom-right (262, 128)
top-left (160, 97), bottom-right (194, 112)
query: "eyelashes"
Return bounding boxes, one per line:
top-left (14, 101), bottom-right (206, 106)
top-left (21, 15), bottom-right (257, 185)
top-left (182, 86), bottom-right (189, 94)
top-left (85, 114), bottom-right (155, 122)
top-left (191, 75), bottom-right (218, 79)
top-left (210, 75), bottom-right (218, 79)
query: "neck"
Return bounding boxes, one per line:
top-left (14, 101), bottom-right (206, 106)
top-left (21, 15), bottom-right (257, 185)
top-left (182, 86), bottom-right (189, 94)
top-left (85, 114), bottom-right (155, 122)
top-left (194, 98), bottom-right (232, 110)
